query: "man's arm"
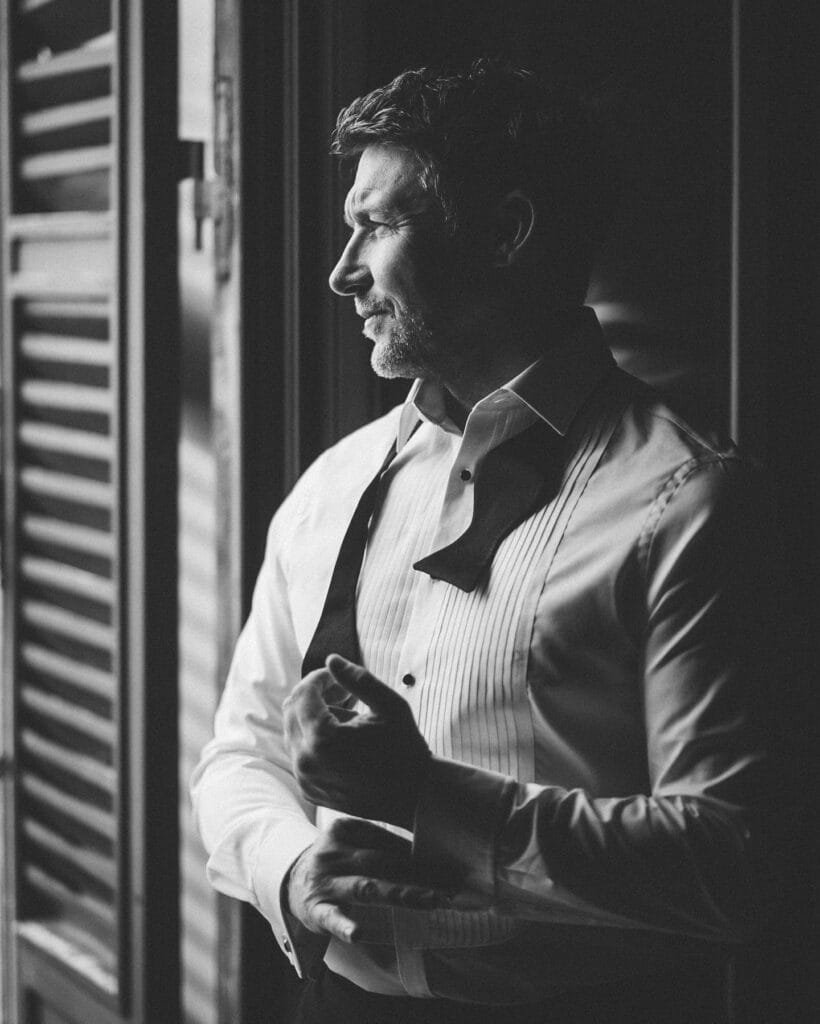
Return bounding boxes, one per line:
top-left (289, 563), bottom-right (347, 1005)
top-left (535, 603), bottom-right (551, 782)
top-left (190, 501), bottom-right (321, 967)
top-left (289, 457), bottom-right (786, 943)
top-left (191, 486), bottom-right (453, 973)
top-left (415, 455), bottom-right (781, 942)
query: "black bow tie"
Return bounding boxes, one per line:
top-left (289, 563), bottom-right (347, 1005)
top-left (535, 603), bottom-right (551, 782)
top-left (414, 420), bottom-right (565, 591)
top-left (301, 419), bottom-right (564, 676)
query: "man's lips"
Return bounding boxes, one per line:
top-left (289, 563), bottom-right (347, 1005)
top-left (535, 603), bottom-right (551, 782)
top-left (357, 305), bottom-right (391, 320)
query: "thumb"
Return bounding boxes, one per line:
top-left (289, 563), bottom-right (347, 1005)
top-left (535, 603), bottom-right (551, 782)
top-left (325, 654), bottom-right (405, 717)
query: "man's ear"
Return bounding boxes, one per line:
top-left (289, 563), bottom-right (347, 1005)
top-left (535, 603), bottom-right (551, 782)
top-left (492, 190), bottom-right (536, 267)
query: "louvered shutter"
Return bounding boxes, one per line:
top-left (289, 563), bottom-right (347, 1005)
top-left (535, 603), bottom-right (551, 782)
top-left (1, 2), bottom-right (180, 1023)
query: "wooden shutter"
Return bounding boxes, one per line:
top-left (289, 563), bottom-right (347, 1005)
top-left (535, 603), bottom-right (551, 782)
top-left (1, 2), bottom-right (180, 1022)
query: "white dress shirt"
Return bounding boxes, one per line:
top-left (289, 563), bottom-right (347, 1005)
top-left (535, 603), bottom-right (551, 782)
top-left (191, 309), bottom-right (777, 1003)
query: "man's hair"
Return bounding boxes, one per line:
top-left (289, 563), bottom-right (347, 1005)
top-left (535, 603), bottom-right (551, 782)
top-left (331, 58), bottom-right (619, 306)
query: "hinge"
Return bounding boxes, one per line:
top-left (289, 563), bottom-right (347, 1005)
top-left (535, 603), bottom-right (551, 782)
top-left (177, 139), bottom-right (211, 250)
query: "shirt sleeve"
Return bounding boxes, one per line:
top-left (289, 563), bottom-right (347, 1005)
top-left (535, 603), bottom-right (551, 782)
top-left (189, 484), bottom-right (321, 975)
top-left (412, 455), bottom-right (784, 944)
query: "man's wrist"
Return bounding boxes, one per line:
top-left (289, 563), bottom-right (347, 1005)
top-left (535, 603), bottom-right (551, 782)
top-left (252, 819), bottom-right (319, 935)
top-left (398, 751), bottom-right (435, 831)
top-left (281, 850), bottom-right (303, 919)
top-left (412, 756), bottom-right (516, 894)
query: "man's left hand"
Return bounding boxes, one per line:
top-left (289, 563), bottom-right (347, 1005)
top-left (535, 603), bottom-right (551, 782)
top-left (284, 654), bottom-right (432, 829)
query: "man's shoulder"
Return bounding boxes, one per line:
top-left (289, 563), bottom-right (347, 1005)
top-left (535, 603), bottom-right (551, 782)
top-left (582, 371), bottom-right (768, 575)
top-left (611, 370), bottom-right (742, 476)
top-left (587, 370), bottom-right (763, 539)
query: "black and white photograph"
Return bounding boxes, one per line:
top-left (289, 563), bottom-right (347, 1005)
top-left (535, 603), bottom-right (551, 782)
top-left (0, 2), bottom-right (815, 1022)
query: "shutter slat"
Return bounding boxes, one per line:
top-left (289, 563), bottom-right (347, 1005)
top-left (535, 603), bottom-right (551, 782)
top-left (21, 297), bottom-right (109, 319)
top-left (21, 599), bottom-right (114, 650)
top-left (22, 515), bottom-right (114, 557)
top-left (10, 273), bottom-right (111, 299)
top-left (19, 145), bottom-right (112, 180)
top-left (24, 864), bottom-right (115, 930)
top-left (17, 42), bottom-right (113, 84)
top-left (21, 554), bottom-right (114, 603)
top-left (7, 212), bottom-right (112, 239)
top-left (16, 921), bottom-right (118, 997)
top-left (21, 772), bottom-right (116, 840)
top-left (20, 380), bottom-right (111, 412)
top-left (20, 421), bottom-right (113, 459)
top-left (21, 96), bottom-right (114, 136)
top-left (20, 685), bottom-right (114, 744)
top-left (23, 819), bottom-right (116, 888)
top-left (20, 333), bottom-right (111, 364)
top-left (20, 729), bottom-right (115, 792)
top-left (21, 467), bottom-right (113, 506)
top-left (21, 642), bottom-right (114, 699)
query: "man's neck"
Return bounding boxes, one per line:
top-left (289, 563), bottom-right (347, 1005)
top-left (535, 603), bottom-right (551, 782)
top-left (443, 306), bottom-right (584, 414)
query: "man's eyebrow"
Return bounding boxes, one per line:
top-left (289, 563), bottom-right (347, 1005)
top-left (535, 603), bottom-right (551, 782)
top-left (344, 194), bottom-right (396, 227)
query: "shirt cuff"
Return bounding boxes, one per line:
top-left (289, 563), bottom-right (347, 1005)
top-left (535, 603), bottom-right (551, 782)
top-left (411, 756), bottom-right (517, 896)
top-left (252, 817), bottom-right (321, 976)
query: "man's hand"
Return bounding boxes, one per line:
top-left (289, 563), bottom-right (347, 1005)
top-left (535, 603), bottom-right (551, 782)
top-left (285, 817), bottom-right (446, 943)
top-left (284, 654), bottom-right (432, 829)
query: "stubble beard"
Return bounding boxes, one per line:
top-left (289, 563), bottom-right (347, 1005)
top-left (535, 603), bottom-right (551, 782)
top-left (369, 308), bottom-right (443, 381)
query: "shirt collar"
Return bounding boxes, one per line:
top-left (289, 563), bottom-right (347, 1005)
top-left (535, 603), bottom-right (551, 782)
top-left (397, 307), bottom-right (615, 450)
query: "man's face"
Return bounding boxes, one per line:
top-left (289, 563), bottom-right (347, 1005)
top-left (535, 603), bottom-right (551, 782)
top-left (329, 144), bottom-right (479, 382)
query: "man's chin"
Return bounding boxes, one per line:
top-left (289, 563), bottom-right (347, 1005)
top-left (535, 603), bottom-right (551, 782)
top-left (370, 341), bottom-right (423, 380)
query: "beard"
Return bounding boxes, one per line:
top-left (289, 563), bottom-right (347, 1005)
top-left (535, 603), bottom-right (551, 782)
top-left (368, 307), bottom-right (440, 380)
top-left (364, 257), bottom-right (491, 383)
top-left (367, 298), bottom-right (485, 386)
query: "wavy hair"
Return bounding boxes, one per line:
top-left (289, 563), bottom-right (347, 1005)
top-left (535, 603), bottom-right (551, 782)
top-left (331, 58), bottom-right (619, 305)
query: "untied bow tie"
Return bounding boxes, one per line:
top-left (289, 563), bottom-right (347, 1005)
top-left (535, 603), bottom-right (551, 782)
top-left (301, 418), bottom-right (564, 677)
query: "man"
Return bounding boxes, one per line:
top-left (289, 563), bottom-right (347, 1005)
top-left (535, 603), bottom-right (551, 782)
top-left (192, 60), bottom-right (781, 1022)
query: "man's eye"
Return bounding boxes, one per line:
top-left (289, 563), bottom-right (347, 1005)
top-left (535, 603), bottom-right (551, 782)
top-left (344, 218), bottom-right (392, 235)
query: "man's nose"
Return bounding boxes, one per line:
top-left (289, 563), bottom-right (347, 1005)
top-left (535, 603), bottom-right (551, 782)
top-left (328, 238), bottom-right (371, 296)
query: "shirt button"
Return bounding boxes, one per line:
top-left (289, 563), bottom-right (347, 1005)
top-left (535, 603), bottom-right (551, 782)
top-left (402, 673), bottom-right (416, 687)
top-left (283, 937), bottom-right (291, 953)
top-left (460, 468), bottom-right (472, 481)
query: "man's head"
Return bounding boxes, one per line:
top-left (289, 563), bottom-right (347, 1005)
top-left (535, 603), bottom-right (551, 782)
top-left (328, 58), bottom-right (618, 390)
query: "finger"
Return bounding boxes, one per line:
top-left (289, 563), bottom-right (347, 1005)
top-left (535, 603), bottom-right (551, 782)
top-left (304, 667), bottom-right (354, 709)
top-left (283, 697), bottom-right (301, 750)
top-left (325, 655), bottom-right (405, 716)
top-left (326, 817), bottom-right (413, 854)
top-left (327, 704), bottom-right (358, 722)
top-left (350, 850), bottom-right (417, 882)
top-left (288, 676), bottom-right (337, 732)
top-left (310, 901), bottom-right (361, 944)
top-left (335, 875), bottom-right (448, 911)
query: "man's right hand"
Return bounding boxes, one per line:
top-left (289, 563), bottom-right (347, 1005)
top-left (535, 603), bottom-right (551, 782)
top-left (285, 816), bottom-right (448, 944)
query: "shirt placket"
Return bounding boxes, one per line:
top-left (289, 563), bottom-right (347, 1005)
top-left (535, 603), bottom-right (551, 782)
top-left (389, 401), bottom-right (526, 994)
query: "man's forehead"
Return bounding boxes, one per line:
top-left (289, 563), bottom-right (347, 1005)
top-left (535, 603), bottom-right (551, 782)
top-left (344, 144), bottom-right (429, 215)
